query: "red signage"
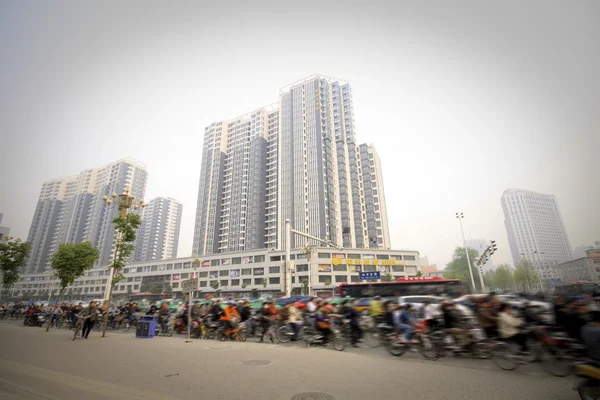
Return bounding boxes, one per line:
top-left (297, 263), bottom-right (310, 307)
top-left (397, 276), bottom-right (448, 282)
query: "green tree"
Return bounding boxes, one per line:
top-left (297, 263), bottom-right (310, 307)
top-left (514, 259), bottom-right (539, 292)
top-left (164, 284), bottom-right (173, 297)
top-left (416, 271), bottom-right (423, 277)
top-left (149, 285), bottom-right (160, 294)
top-left (46, 242), bottom-right (99, 331)
top-left (444, 247), bottom-right (481, 293)
top-left (301, 279), bottom-right (309, 295)
top-left (127, 286), bottom-right (133, 296)
top-left (102, 212), bottom-right (141, 337)
top-left (140, 283), bottom-right (150, 292)
top-left (381, 273), bottom-right (393, 282)
top-left (0, 238), bottom-right (31, 299)
top-left (492, 264), bottom-right (514, 291)
top-left (262, 280), bottom-right (267, 288)
top-left (211, 281), bottom-right (219, 290)
top-left (483, 269), bottom-right (496, 289)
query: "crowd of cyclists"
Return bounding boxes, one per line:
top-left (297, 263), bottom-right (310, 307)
top-left (2, 292), bottom-right (600, 364)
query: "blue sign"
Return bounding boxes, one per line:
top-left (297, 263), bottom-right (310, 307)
top-left (359, 272), bottom-right (381, 280)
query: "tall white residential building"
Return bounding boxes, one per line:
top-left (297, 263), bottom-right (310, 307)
top-left (135, 197), bottom-right (182, 261)
top-left (192, 106), bottom-right (279, 256)
top-left (0, 213), bottom-right (10, 242)
top-left (193, 75), bottom-right (390, 255)
top-left (359, 144), bottom-right (391, 249)
top-left (501, 189), bottom-right (573, 280)
top-left (25, 158), bottom-right (148, 273)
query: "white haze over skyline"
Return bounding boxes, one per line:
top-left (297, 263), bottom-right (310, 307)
top-left (0, 1), bottom-right (598, 269)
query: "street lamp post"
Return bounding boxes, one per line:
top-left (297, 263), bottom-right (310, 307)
top-left (101, 186), bottom-right (145, 337)
top-left (283, 219), bottom-right (343, 298)
top-left (533, 250), bottom-right (545, 292)
top-left (455, 213), bottom-right (476, 292)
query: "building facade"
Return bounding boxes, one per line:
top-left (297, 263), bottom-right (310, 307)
top-left (193, 75), bottom-right (390, 256)
top-left (501, 189), bottom-right (572, 280)
top-left (25, 158), bottom-right (148, 273)
top-left (135, 197), bottom-right (183, 261)
top-left (7, 247), bottom-right (421, 300)
top-left (555, 247), bottom-right (600, 283)
top-left (192, 106), bottom-right (279, 256)
top-left (0, 213), bottom-right (10, 242)
top-left (359, 144), bottom-right (391, 249)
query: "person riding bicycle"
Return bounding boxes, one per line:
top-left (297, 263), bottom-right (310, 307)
top-left (257, 302), bottom-right (275, 343)
top-left (344, 299), bottom-right (362, 347)
top-left (398, 303), bottom-right (416, 343)
top-left (498, 302), bottom-right (528, 353)
top-left (423, 300), bottom-right (441, 332)
top-left (315, 304), bottom-right (332, 344)
top-left (146, 301), bottom-right (158, 316)
top-left (209, 300), bottom-right (223, 322)
top-left (442, 301), bottom-right (469, 348)
top-left (581, 310), bottom-right (600, 365)
top-left (370, 296), bottom-right (383, 322)
top-left (158, 303), bottom-right (170, 334)
top-left (477, 298), bottom-right (498, 339)
top-left (237, 300), bottom-right (252, 334)
top-left (220, 302), bottom-right (241, 339)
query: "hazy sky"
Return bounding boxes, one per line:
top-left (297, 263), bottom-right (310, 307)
top-left (1, 1), bottom-right (598, 268)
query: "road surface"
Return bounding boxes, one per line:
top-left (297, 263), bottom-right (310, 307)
top-left (0, 321), bottom-right (579, 400)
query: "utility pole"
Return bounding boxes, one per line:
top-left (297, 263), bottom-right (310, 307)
top-left (456, 213), bottom-right (476, 292)
top-left (283, 219), bottom-right (343, 298)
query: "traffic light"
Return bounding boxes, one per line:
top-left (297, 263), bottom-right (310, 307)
top-left (490, 240), bottom-right (497, 255)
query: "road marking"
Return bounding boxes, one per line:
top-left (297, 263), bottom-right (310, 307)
top-left (0, 359), bottom-right (179, 400)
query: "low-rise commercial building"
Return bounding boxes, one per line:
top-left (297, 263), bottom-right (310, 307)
top-left (555, 248), bottom-right (600, 283)
top-left (8, 248), bottom-right (421, 300)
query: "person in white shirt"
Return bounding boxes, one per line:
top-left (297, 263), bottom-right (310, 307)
top-left (307, 298), bottom-right (318, 313)
top-left (498, 303), bottom-right (527, 352)
top-left (423, 300), bottom-right (441, 330)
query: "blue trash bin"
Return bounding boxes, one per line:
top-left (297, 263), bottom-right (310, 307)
top-left (136, 315), bottom-right (157, 338)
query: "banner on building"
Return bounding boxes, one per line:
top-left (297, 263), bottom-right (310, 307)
top-left (318, 264), bottom-right (331, 272)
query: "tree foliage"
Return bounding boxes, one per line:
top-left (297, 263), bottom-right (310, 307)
top-left (514, 259), bottom-right (539, 291)
top-left (381, 273), bottom-right (393, 282)
top-left (416, 271), bottom-right (423, 277)
top-left (110, 213), bottom-right (142, 286)
top-left (46, 241), bottom-right (99, 331)
top-left (164, 284), bottom-right (173, 297)
top-left (0, 238), bottom-right (31, 298)
top-left (492, 264), bottom-right (514, 290)
top-left (444, 247), bottom-right (480, 292)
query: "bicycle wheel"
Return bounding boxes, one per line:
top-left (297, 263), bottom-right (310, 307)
top-left (473, 342), bottom-right (492, 359)
top-left (492, 342), bottom-right (519, 371)
top-left (277, 325), bottom-right (293, 344)
top-left (365, 330), bottom-right (383, 348)
top-left (167, 326), bottom-right (174, 337)
top-left (94, 322), bottom-right (102, 332)
top-left (417, 335), bottom-right (439, 361)
top-left (332, 335), bottom-right (346, 351)
top-left (387, 340), bottom-right (407, 357)
top-left (237, 330), bottom-right (247, 342)
top-left (578, 379), bottom-right (600, 400)
top-left (540, 347), bottom-right (573, 377)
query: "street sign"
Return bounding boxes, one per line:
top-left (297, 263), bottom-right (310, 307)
top-left (182, 278), bottom-right (198, 293)
top-left (359, 272), bottom-right (380, 280)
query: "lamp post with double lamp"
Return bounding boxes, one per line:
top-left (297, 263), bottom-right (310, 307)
top-left (101, 186), bottom-right (145, 337)
top-left (534, 250), bottom-right (546, 291)
top-left (455, 213), bottom-right (476, 292)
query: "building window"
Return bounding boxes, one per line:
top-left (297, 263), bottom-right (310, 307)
top-left (254, 255), bottom-right (265, 263)
top-left (254, 278), bottom-right (264, 285)
top-left (269, 277), bottom-right (280, 285)
top-left (319, 275), bottom-right (332, 283)
top-left (231, 279), bottom-right (240, 286)
top-left (270, 256), bottom-right (281, 262)
top-left (269, 267), bottom-right (280, 274)
top-left (232, 257), bottom-right (241, 265)
top-left (404, 255), bottom-right (416, 261)
top-left (335, 275), bottom-right (347, 283)
top-left (181, 273), bottom-right (189, 279)
top-left (199, 271), bottom-right (208, 278)
top-left (333, 265), bottom-right (347, 272)
top-left (243, 278), bottom-right (251, 286)
top-left (242, 268), bottom-right (251, 275)
top-left (296, 264), bottom-right (308, 272)
top-left (318, 253), bottom-right (331, 259)
top-left (350, 275), bottom-right (359, 282)
top-left (219, 270), bottom-right (228, 277)
top-left (220, 280), bottom-right (228, 286)
top-left (200, 281), bottom-right (207, 287)
top-left (211, 259), bottom-right (220, 266)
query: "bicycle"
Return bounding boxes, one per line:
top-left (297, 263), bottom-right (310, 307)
top-left (72, 315), bottom-right (91, 341)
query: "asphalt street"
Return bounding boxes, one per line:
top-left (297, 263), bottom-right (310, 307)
top-left (0, 319), bottom-right (580, 400)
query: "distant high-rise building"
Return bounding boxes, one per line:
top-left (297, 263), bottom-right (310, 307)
top-left (501, 189), bottom-right (572, 280)
top-left (0, 213), bottom-right (10, 242)
top-left (135, 197), bottom-right (182, 261)
top-left (192, 75), bottom-right (390, 255)
top-left (25, 158), bottom-right (148, 273)
top-left (192, 106), bottom-right (279, 256)
top-left (359, 144), bottom-right (391, 249)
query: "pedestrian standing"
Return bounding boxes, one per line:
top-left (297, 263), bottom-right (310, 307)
top-left (79, 301), bottom-right (98, 339)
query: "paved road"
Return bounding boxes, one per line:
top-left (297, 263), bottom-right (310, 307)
top-left (0, 320), bottom-right (579, 400)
